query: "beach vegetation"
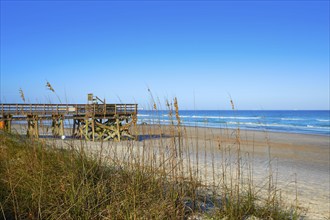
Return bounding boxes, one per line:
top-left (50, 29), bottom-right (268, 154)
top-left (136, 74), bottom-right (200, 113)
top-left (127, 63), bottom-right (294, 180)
top-left (0, 95), bottom-right (303, 219)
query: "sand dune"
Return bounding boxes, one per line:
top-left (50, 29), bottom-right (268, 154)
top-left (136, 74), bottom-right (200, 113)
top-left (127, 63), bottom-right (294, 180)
top-left (11, 123), bottom-right (330, 219)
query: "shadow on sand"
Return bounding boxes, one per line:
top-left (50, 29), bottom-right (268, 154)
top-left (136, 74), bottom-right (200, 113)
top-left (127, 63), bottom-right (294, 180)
top-left (34, 134), bottom-right (172, 142)
top-left (136, 134), bottom-right (172, 141)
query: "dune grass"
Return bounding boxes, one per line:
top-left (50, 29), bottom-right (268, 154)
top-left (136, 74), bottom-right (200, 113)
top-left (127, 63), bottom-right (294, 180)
top-left (0, 98), bottom-right (302, 219)
top-left (0, 132), bottom-right (191, 219)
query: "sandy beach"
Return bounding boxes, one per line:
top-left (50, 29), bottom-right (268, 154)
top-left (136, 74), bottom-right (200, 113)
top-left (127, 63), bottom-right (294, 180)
top-left (10, 123), bottom-right (330, 219)
top-left (150, 125), bottom-right (330, 219)
top-left (202, 127), bottom-right (328, 217)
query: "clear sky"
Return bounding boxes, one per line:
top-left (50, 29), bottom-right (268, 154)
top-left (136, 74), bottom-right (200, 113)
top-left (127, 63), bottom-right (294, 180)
top-left (1, 0), bottom-right (329, 110)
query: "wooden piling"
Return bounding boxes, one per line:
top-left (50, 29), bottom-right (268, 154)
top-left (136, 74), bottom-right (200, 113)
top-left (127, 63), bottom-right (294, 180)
top-left (27, 115), bottom-right (39, 138)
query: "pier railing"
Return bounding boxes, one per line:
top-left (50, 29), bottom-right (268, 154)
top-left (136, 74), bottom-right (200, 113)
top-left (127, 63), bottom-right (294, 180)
top-left (0, 103), bottom-right (138, 119)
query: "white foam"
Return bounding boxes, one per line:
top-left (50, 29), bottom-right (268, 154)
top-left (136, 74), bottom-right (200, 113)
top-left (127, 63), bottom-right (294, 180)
top-left (191, 115), bottom-right (261, 120)
top-left (316, 119), bottom-right (330, 122)
top-left (281, 118), bottom-right (304, 121)
top-left (226, 122), bottom-right (329, 130)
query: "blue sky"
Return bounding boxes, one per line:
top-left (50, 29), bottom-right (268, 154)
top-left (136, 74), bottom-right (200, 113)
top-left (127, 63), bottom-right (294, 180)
top-left (1, 0), bottom-right (329, 110)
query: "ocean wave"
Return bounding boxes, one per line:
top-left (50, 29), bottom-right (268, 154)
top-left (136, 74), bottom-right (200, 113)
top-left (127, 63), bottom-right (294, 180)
top-left (190, 115), bottom-right (261, 120)
top-left (227, 122), bottom-right (269, 126)
top-left (191, 115), bottom-right (219, 119)
top-left (226, 122), bottom-right (329, 130)
top-left (306, 125), bottom-right (330, 129)
top-left (160, 114), bottom-right (191, 118)
top-left (280, 118), bottom-right (304, 121)
top-left (316, 119), bottom-right (330, 122)
top-left (137, 114), bottom-right (151, 117)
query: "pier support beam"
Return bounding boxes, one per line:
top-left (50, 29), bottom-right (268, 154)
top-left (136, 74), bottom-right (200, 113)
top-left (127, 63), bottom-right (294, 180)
top-left (52, 114), bottom-right (64, 137)
top-left (27, 115), bottom-right (39, 138)
top-left (72, 114), bottom-right (135, 141)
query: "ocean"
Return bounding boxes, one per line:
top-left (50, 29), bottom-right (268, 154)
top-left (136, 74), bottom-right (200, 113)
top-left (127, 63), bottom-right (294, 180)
top-left (137, 110), bottom-right (330, 136)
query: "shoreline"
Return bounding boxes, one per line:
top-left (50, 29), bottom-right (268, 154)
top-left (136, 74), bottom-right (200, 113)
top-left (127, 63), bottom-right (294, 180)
top-left (11, 120), bottom-right (330, 137)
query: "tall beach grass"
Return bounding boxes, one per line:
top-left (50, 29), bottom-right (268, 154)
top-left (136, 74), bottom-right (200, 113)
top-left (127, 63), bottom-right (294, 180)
top-left (0, 95), bottom-right (303, 219)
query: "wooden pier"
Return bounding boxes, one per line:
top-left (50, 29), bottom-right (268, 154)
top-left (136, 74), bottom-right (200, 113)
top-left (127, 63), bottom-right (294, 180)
top-left (0, 102), bottom-right (138, 141)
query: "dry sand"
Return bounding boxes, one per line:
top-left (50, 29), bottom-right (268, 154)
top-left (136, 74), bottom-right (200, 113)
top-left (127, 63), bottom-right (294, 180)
top-left (11, 123), bottom-right (330, 219)
top-left (154, 125), bottom-right (330, 219)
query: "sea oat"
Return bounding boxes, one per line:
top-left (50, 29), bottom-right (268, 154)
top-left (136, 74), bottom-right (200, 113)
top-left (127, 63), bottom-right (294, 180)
top-left (19, 88), bottom-right (25, 102)
top-left (46, 81), bottom-right (55, 92)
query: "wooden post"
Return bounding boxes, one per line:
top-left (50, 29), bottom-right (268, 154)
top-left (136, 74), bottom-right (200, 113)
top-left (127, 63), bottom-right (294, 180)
top-left (132, 114), bottom-right (138, 140)
top-left (27, 115), bottom-right (39, 138)
top-left (92, 119), bottom-right (95, 142)
top-left (36, 117), bottom-right (39, 138)
top-left (116, 116), bottom-right (121, 141)
top-left (4, 115), bottom-right (12, 133)
top-left (85, 119), bottom-right (89, 141)
top-left (27, 116), bottom-right (32, 137)
top-left (60, 115), bottom-right (64, 137)
top-left (72, 119), bottom-right (76, 136)
top-left (52, 115), bottom-right (64, 137)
